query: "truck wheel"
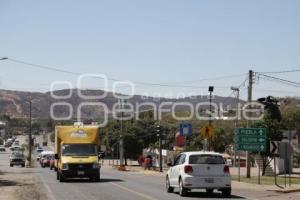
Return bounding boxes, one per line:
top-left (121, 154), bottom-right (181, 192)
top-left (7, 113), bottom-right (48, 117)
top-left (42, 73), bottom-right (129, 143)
top-left (95, 174), bottom-right (100, 182)
top-left (59, 172), bottom-right (64, 182)
top-left (206, 189), bottom-right (213, 195)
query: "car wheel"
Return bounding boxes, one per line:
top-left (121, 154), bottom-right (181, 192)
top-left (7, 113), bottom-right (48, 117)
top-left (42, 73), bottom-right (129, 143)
top-left (166, 176), bottom-right (174, 193)
top-left (179, 178), bottom-right (188, 197)
top-left (21, 164), bottom-right (25, 168)
top-left (42, 164), bottom-right (45, 168)
top-left (222, 188), bottom-right (231, 198)
top-left (206, 189), bottom-right (213, 195)
top-left (10, 164), bottom-right (13, 167)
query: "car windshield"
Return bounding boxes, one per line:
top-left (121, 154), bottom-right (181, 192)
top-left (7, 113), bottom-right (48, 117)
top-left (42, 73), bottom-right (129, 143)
top-left (62, 144), bottom-right (97, 156)
top-left (189, 155), bottom-right (225, 165)
top-left (12, 153), bottom-right (24, 158)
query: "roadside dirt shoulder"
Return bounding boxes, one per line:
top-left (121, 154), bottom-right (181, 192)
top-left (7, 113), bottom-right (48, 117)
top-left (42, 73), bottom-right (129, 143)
top-left (0, 168), bottom-right (48, 200)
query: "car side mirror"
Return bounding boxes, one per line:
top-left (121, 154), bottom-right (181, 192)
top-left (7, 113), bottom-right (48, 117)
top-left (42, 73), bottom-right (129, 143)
top-left (167, 162), bottom-right (173, 167)
top-left (54, 154), bottom-right (58, 159)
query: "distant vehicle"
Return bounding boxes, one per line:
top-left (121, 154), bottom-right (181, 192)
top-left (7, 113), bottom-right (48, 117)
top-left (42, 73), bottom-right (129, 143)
top-left (13, 140), bottom-right (20, 146)
top-left (0, 146), bottom-right (6, 152)
top-left (10, 146), bottom-right (21, 151)
top-left (36, 147), bottom-right (44, 161)
top-left (10, 152), bottom-right (25, 167)
top-left (37, 154), bottom-right (41, 161)
top-left (39, 151), bottom-right (54, 166)
top-left (42, 154), bottom-right (55, 168)
top-left (166, 151), bottom-right (231, 197)
top-left (4, 142), bottom-right (12, 148)
top-left (36, 147), bottom-right (43, 153)
top-left (7, 138), bottom-right (13, 143)
top-left (5, 139), bottom-right (13, 148)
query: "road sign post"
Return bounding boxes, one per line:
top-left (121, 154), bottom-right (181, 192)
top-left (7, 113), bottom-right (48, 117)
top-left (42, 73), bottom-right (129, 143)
top-left (235, 128), bottom-right (266, 182)
top-left (200, 126), bottom-right (214, 151)
top-left (180, 123), bottom-right (192, 137)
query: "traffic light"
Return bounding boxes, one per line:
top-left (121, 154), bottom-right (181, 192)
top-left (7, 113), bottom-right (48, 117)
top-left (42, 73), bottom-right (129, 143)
top-left (257, 96), bottom-right (282, 122)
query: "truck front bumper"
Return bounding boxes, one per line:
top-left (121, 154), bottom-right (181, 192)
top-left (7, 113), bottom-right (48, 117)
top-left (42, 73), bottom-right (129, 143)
top-left (61, 169), bottom-right (100, 178)
top-left (61, 163), bottom-right (100, 178)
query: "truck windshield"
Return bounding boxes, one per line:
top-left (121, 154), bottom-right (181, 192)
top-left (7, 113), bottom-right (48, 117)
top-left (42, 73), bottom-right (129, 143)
top-left (62, 144), bottom-right (97, 156)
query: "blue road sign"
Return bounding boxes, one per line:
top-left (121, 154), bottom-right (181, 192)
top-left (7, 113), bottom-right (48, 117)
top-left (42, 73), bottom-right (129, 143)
top-left (180, 123), bottom-right (192, 136)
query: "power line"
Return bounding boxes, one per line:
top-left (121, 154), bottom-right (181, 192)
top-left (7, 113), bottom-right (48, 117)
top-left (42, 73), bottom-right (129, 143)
top-left (258, 74), bottom-right (300, 88)
top-left (157, 73), bottom-right (247, 85)
top-left (257, 69), bottom-right (300, 74)
top-left (4, 57), bottom-right (248, 89)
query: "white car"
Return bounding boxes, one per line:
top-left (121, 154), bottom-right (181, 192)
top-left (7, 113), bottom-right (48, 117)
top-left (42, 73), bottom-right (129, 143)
top-left (166, 151), bottom-right (231, 197)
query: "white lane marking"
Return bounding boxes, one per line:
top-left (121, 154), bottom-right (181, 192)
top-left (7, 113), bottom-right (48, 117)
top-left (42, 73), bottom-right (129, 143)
top-left (110, 182), bottom-right (158, 200)
top-left (38, 173), bottom-right (57, 200)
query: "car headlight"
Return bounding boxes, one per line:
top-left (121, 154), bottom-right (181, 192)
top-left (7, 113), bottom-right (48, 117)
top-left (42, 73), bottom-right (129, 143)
top-left (62, 163), bottom-right (69, 170)
top-left (92, 162), bottom-right (100, 169)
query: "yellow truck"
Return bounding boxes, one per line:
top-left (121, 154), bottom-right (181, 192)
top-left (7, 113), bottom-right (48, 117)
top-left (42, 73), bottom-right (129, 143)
top-left (54, 125), bottom-right (101, 182)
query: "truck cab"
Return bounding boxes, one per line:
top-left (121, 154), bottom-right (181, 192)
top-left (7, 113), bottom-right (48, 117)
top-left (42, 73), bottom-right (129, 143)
top-left (55, 125), bottom-right (101, 182)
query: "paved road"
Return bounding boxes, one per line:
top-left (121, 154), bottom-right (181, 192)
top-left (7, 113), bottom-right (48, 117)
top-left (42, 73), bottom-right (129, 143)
top-left (36, 163), bottom-right (295, 200)
top-left (2, 136), bottom-right (300, 200)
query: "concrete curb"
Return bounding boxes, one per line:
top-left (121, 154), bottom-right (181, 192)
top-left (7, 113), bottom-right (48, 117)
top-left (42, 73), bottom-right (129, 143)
top-left (268, 188), bottom-right (300, 193)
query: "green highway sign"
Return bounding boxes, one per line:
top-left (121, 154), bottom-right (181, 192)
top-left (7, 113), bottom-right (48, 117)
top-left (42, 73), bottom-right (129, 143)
top-left (235, 128), bottom-right (266, 152)
top-left (236, 144), bottom-right (266, 152)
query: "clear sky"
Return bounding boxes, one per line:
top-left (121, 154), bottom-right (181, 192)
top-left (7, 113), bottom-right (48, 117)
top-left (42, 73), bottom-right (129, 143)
top-left (0, 0), bottom-right (299, 99)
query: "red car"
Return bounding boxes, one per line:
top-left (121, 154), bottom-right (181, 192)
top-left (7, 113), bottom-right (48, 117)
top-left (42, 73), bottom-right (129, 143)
top-left (41, 154), bottom-right (54, 168)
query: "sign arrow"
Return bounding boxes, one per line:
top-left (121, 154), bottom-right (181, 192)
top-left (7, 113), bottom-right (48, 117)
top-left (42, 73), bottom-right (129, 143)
top-left (259, 138), bottom-right (265, 142)
top-left (270, 141), bottom-right (278, 155)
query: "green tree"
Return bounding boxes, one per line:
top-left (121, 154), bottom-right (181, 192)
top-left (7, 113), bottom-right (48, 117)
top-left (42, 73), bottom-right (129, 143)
top-left (257, 96), bottom-right (283, 176)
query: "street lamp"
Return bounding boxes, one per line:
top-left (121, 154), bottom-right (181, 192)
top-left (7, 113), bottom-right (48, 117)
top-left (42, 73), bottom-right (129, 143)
top-left (24, 99), bottom-right (33, 167)
top-left (231, 86), bottom-right (240, 180)
top-left (207, 86), bottom-right (214, 151)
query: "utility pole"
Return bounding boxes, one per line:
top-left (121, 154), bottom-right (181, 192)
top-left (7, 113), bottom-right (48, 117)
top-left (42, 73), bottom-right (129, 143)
top-left (118, 99), bottom-right (125, 168)
top-left (247, 70), bottom-right (254, 178)
top-left (28, 100), bottom-right (32, 167)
